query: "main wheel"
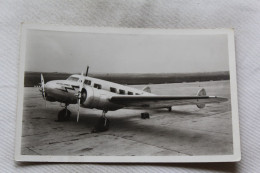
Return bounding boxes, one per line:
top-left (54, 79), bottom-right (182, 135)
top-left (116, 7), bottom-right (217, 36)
top-left (141, 112), bottom-right (150, 119)
top-left (57, 109), bottom-right (71, 121)
top-left (141, 113), bottom-right (145, 119)
top-left (92, 117), bottom-right (110, 133)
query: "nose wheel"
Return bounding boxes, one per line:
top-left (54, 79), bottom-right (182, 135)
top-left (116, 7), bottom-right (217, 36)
top-left (56, 104), bottom-right (71, 122)
top-left (92, 110), bottom-right (110, 133)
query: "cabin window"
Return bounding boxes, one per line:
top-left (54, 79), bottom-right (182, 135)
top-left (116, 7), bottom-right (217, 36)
top-left (128, 91), bottom-right (133, 95)
top-left (135, 93), bottom-right (140, 95)
top-left (110, 87), bottom-right (117, 93)
top-left (84, 80), bottom-right (91, 85)
top-left (94, 83), bottom-right (102, 89)
top-left (119, 89), bottom-right (125, 95)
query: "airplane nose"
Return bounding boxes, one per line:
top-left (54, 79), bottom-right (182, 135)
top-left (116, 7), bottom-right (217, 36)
top-left (44, 81), bottom-right (62, 95)
top-left (43, 80), bottom-right (78, 103)
top-left (45, 81), bottom-right (57, 90)
top-left (44, 81), bottom-right (64, 100)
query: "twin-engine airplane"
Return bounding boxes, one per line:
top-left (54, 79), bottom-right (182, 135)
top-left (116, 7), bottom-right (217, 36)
top-left (40, 67), bottom-right (228, 132)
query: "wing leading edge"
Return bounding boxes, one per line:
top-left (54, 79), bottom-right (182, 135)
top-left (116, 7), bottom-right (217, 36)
top-left (110, 95), bottom-right (228, 109)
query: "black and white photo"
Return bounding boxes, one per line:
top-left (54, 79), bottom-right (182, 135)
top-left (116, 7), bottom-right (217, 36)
top-left (15, 24), bottom-right (240, 162)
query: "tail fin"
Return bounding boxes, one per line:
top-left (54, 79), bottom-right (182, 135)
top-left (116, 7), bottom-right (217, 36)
top-left (197, 88), bottom-right (206, 96)
top-left (143, 86), bottom-right (151, 93)
top-left (196, 88), bottom-right (206, 108)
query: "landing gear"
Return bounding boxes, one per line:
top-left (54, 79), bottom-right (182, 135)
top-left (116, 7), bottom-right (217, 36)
top-left (57, 104), bottom-right (71, 121)
top-left (168, 107), bottom-right (172, 112)
top-left (92, 110), bottom-right (110, 133)
top-left (141, 112), bottom-right (150, 119)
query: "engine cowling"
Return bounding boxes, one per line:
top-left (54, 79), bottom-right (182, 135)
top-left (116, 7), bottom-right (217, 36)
top-left (80, 86), bottom-right (123, 111)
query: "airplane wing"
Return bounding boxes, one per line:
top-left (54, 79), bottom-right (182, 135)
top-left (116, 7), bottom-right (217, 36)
top-left (109, 95), bottom-right (228, 109)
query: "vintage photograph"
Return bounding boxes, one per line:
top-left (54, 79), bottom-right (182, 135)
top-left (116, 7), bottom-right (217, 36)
top-left (15, 25), bottom-right (240, 162)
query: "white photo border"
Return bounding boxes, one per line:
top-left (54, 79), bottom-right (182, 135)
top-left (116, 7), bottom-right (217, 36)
top-left (15, 24), bottom-right (241, 163)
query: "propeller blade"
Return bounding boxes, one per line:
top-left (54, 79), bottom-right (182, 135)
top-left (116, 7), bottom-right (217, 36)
top-left (86, 66), bottom-right (89, 76)
top-left (40, 74), bottom-right (45, 97)
top-left (41, 74), bottom-right (46, 108)
top-left (77, 97), bottom-right (80, 122)
top-left (76, 71), bottom-right (85, 122)
top-left (79, 73), bottom-right (84, 93)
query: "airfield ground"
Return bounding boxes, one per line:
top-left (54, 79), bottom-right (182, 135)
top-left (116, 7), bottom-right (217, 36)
top-left (21, 80), bottom-right (233, 156)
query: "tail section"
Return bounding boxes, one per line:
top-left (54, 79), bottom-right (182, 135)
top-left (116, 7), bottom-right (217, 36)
top-left (143, 86), bottom-right (151, 93)
top-left (196, 88), bottom-right (206, 108)
top-left (197, 88), bottom-right (206, 96)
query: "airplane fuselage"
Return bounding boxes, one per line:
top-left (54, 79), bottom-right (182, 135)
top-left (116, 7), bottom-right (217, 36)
top-left (44, 74), bottom-right (154, 111)
top-left (40, 72), bottom-right (228, 129)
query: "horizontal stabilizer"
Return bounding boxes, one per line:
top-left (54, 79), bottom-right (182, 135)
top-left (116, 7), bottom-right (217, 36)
top-left (143, 86), bottom-right (151, 93)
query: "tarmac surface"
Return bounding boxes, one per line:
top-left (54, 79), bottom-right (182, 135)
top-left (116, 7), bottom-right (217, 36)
top-left (21, 80), bottom-right (233, 156)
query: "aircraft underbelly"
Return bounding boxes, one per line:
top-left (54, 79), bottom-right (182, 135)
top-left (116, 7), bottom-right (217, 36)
top-left (45, 87), bottom-right (77, 104)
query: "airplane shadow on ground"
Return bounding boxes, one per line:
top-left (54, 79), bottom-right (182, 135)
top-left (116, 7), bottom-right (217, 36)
top-left (64, 109), bottom-right (199, 129)
top-left (25, 106), bottom-right (232, 156)
top-left (60, 110), bottom-right (230, 152)
top-left (20, 109), bottom-right (236, 172)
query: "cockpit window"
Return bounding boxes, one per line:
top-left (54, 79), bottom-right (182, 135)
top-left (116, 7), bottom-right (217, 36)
top-left (84, 80), bottom-right (91, 85)
top-left (67, 76), bottom-right (79, 82)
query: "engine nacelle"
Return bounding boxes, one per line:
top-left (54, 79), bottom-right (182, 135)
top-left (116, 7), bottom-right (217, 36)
top-left (81, 86), bottom-right (123, 111)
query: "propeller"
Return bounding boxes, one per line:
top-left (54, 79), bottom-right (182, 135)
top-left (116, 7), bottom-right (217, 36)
top-left (76, 71), bottom-right (84, 122)
top-left (86, 66), bottom-right (89, 76)
top-left (40, 74), bottom-right (46, 108)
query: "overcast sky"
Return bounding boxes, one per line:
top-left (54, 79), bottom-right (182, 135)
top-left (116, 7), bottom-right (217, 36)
top-left (25, 29), bottom-right (229, 74)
